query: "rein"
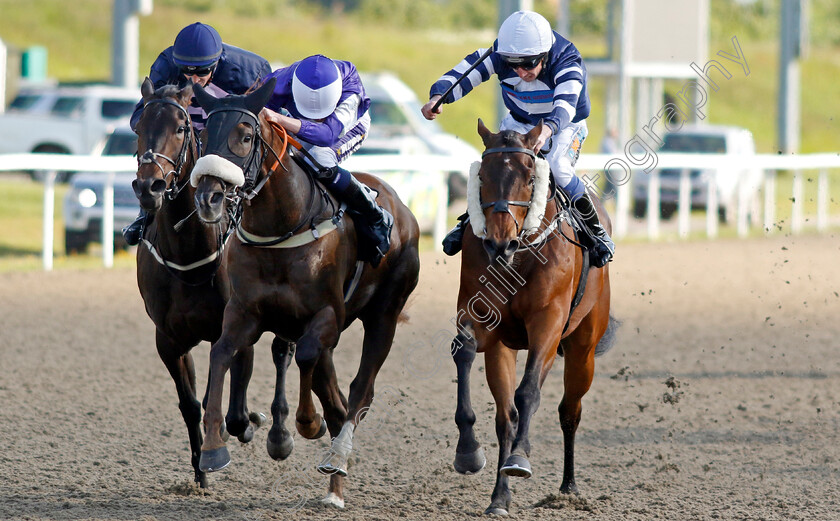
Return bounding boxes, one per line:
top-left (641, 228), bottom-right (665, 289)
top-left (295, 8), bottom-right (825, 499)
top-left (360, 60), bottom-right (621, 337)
top-left (231, 118), bottom-right (336, 248)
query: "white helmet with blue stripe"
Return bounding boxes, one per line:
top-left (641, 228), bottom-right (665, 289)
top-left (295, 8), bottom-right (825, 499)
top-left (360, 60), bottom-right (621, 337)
top-left (497, 11), bottom-right (555, 57)
top-left (292, 55), bottom-right (342, 120)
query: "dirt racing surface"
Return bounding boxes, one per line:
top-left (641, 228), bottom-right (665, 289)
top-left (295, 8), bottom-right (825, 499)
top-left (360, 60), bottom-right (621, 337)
top-left (1, 234), bottom-right (839, 521)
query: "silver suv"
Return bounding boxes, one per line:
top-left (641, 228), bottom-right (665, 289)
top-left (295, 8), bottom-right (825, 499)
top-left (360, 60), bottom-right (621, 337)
top-left (62, 127), bottom-right (138, 254)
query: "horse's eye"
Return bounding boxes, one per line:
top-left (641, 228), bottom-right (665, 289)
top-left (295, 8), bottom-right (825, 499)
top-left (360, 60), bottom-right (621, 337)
top-left (243, 135), bottom-right (252, 143)
top-left (176, 126), bottom-right (186, 135)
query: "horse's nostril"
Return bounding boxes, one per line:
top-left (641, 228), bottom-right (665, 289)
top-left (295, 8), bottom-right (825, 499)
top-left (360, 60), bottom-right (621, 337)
top-left (506, 240), bottom-right (520, 254)
top-left (210, 192), bottom-right (224, 205)
top-left (151, 179), bottom-right (166, 195)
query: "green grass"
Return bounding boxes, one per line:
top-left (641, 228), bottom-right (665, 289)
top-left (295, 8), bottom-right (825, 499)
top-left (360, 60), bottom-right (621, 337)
top-left (0, 178), bottom-right (136, 272)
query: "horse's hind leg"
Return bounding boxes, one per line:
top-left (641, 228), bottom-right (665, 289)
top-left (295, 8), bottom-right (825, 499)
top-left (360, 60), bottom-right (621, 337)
top-left (325, 307), bottom-right (400, 474)
top-left (266, 339), bottom-right (296, 461)
top-left (452, 332), bottom-right (486, 475)
top-left (156, 332), bottom-right (206, 487)
top-left (557, 311), bottom-right (602, 494)
top-left (294, 307), bottom-right (339, 440)
top-left (225, 345), bottom-right (265, 443)
top-left (311, 349), bottom-right (349, 508)
top-left (484, 343), bottom-right (518, 515)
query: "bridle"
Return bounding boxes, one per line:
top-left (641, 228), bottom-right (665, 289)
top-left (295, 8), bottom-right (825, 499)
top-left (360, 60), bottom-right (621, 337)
top-left (479, 146), bottom-right (538, 237)
top-left (138, 97), bottom-right (196, 202)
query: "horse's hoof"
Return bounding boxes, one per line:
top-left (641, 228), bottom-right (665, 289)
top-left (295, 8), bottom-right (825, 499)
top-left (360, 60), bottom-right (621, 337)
top-left (199, 447), bottom-right (231, 473)
top-left (249, 411), bottom-right (268, 428)
top-left (296, 417), bottom-right (328, 440)
top-left (500, 454), bottom-right (532, 478)
top-left (317, 460), bottom-right (348, 477)
top-left (237, 423), bottom-right (255, 443)
top-left (195, 473), bottom-right (208, 489)
top-left (484, 506), bottom-right (509, 516)
top-left (314, 418), bottom-right (328, 439)
top-left (317, 446), bottom-right (348, 476)
top-left (266, 430), bottom-right (295, 461)
top-left (321, 493), bottom-right (345, 509)
top-left (454, 447), bottom-right (486, 475)
top-left (559, 480), bottom-right (579, 495)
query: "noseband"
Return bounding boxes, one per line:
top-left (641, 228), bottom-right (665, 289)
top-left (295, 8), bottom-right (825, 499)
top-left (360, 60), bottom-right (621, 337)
top-left (138, 97), bottom-right (195, 201)
top-left (479, 146), bottom-right (537, 236)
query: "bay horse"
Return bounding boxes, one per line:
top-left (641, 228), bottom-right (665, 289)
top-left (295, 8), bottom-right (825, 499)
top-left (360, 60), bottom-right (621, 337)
top-left (189, 78), bottom-right (420, 508)
top-left (132, 78), bottom-right (274, 487)
top-left (450, 119), bottom-right (617, 515)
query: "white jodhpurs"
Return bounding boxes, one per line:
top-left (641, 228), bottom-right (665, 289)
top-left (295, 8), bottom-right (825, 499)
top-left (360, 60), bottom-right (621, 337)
top-left (499, 114), bottom-right (588, 190)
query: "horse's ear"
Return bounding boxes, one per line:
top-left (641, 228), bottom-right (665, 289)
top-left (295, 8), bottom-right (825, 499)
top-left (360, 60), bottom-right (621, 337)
top-left (477, 118), bottom-right (493, 147)
top-left (141, 77), bottom-right (155, 102)
top-left (193, 82), bottom-right (219, 112)
top-left (245, 77), bottom-right (277, 116)
top-left (178, 82), bottom-right (194, 108)
top-left (524, 120), bottom-right (544, 147)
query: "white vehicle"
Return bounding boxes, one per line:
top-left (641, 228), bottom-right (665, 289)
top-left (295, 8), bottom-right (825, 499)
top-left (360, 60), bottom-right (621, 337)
top-left (632, 124), bottom-right (759, 222)
top-left (359, 72), bottom-right (480, 201)
top-left (63, 127), bottom-right (139, 254)
top-left (0, 84), bottom-right (138, 180)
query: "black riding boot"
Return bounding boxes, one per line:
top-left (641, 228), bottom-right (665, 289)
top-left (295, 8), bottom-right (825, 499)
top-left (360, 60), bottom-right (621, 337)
top-left (337, 171), bottom-right (394, 267)
top-left (122, 210), bottom-right (148, 246)
top-left (573, 192), bottom-right (615, 268)
top-left (442, 212), bottom-right (469, 256)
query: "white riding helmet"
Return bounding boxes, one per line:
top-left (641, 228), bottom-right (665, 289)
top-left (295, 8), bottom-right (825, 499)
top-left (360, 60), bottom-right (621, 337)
top-left (292, 55), bottom-right (343, 120)
top-left (497, 11), bottom-right (555, 57)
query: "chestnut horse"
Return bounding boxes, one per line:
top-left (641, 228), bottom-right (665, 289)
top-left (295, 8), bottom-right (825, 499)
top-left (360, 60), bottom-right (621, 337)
top-left (450, 120), bottom-right (617, 515)
top-left (132, 79), bottom-right (272, 487)
top-left (189, 79), bottom-right (420, 508)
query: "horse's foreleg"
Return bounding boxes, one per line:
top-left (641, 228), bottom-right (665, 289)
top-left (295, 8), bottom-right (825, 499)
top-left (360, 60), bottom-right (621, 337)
top-left (484, 343), bottom-right (518, 515)
top-left (156, 332), bottom-right (206, 487)
top-left (199, 304), bottom-right (260, 473)
top-left (266, 339), bottom-right (295, 461)
top-left (294, 307), bottom-right (338, 440)
top-left (452, 332), bottom-right (485, 475)
top-left (225, 345), bottom-right (261, 443)
top-left (503, 327), bottom-right (562, 479)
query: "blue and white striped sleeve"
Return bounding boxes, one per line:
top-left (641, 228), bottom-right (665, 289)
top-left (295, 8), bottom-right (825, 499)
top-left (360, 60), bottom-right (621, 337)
top-left (545, 54), bottom-right (584, 134)
top-left (429, 48), bottom-right (496, 103)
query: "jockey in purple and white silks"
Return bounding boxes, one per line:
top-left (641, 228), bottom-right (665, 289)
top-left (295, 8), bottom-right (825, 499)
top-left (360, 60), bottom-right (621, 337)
top-left (422, 10), bottom-right (614, 268)
top-left (261, 55), bottom-right (392, 266)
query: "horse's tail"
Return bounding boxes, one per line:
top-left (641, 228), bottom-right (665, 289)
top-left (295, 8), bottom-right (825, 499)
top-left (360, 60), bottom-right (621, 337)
top-left (594, 314), bottom-right (621, 357)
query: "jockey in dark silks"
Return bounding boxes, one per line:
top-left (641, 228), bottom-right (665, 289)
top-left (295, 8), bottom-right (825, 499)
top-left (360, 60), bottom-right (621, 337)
top-left (123, 22), bottom-right (271, 246)
top-left (421, 11), bottom-right (615, 268)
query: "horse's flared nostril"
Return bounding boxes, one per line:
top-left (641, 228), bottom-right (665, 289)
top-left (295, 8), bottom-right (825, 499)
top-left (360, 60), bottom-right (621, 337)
top-left (483, 238), bottom-right (517, 263)
top-left (150, 179), bottom-right (166, 196)
top-left (210, 192), bottom-right (224, 206)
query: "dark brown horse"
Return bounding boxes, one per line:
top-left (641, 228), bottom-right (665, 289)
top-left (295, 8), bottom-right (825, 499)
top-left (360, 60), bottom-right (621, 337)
top-left (450, 120), bottom-right (617, 515)
top-left (189, 79), bottom-right (420, 508)
top-left (132, 79), bottom-right (271, 487)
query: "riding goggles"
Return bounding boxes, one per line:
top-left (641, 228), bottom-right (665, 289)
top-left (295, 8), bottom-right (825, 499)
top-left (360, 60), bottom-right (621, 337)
top-left (179, 63), bottom-right (217, 77)
top-left (501, 53), bottom-right (546, 71)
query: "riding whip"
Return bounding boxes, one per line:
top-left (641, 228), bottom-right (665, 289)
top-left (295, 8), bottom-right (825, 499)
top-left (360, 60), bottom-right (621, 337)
top-left (431, 45), bottom-right (495, 113)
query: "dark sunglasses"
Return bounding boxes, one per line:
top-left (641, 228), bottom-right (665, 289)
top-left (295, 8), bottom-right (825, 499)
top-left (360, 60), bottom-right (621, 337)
top-left (179, 63), bottom-right (216, 77)
top-left (502, 53), bottom-right (545, 71)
